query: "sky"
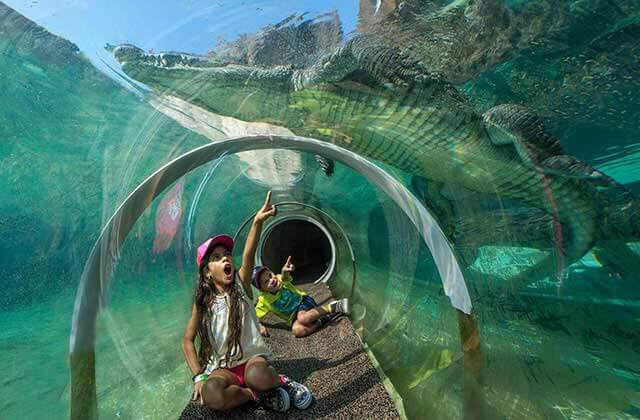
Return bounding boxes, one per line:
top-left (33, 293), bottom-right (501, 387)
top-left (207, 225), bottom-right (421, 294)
top-left (6, 0), bottom-right (360, 78)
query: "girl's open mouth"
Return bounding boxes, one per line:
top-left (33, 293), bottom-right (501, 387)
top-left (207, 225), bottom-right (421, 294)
top-left (223, 264), bottom-right (232, 277)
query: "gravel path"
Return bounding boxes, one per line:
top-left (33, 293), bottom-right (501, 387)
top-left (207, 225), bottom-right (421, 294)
top-left (179, 283), bottom-right (400, 419)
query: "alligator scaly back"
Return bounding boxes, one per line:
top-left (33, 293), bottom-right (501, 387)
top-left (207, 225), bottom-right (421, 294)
top-left (112, 40), bottom-right (612, 281)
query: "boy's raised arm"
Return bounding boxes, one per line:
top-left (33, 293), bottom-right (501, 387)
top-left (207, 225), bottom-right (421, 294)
top-left (238, 191), bottom-right (276, 298)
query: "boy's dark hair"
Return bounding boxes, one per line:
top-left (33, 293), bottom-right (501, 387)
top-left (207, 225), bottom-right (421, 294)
top-left (251, 266), bottom-right (269, 290)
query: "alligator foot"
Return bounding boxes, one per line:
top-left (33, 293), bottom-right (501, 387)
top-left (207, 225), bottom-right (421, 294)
top-left (315, 154), bottom-right (334, 177)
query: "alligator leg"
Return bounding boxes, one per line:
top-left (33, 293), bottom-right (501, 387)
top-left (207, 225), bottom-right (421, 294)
top-left (593, 240), bottom-right (640, 279)
top-left (314, 154), bottom-right (335, 177)
top-left (410, 176), bottom-right (457, 238)
top-left (450, 206), bottom-right (591, 294)
top-left (458, 310), bottom-right (485, 420)
top-left (408, 176), bottom-right (484, 269)
top-left (499, 231), bottom-right (596, 297)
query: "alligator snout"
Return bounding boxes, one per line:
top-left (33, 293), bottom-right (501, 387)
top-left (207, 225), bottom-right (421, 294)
top-left (110, 44), bottom-right (144, 64)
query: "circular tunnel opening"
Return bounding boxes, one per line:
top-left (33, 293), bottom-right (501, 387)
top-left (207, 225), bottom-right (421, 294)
top-left (258, 217), bottom-right (335, 284)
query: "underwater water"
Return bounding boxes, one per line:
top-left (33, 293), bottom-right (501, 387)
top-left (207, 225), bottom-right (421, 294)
top-left (1, 1), bottom-right (639, 419)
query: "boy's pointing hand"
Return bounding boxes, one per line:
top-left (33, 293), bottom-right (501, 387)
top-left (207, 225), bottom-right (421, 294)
top-left (282, 255), bottom-right (295, 278)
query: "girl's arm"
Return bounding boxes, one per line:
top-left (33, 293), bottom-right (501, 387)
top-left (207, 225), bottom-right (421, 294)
top-left (182, 303), bottom-right (202, 375)
top-left (259, 322), bottom-right (270, 337)
top-left (238, 191), bottom-right (276, 298)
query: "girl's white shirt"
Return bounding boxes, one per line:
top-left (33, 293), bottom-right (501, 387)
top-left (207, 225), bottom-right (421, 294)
top-left (204, 273), bottom-right (272, 373)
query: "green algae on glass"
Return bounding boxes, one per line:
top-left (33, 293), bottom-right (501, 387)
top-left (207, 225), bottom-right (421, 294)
top-left (0, 4), bottom-right (207, 418)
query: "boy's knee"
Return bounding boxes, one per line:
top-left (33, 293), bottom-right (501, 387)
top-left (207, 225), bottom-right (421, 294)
top-left (296, 310), bottom-right (311, 324)
top-left (245, 363), bottom-right (277, 391)
top-left (292, 324), bottom-right (307, 338)
top-left (202, 378), bottom-right (226, 410)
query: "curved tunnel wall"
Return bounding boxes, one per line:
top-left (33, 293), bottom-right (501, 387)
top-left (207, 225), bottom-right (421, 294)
top-left (4, 3), bottom-right (640, 419)
top-left (69, 134), bottom-right (472, 418)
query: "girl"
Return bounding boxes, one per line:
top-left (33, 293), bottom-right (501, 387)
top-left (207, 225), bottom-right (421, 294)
top-left (181, 191), bottom-right (312, 412)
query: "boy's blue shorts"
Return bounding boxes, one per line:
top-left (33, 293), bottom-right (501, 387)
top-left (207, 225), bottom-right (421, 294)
top-left (296, 295), bottom-right (317, 313)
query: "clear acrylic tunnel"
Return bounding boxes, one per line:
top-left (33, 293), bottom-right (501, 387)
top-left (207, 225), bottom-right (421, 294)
top-left (68, 134), bottom-right (476, 419)
top-left (65, 129), bottom-right (640, 420)
top-left (1, 1), bottom-right (639, 420)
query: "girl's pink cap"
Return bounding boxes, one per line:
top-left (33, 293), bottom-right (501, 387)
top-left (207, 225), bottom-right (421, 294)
top-left (196, 234), bottom-right (234, 266)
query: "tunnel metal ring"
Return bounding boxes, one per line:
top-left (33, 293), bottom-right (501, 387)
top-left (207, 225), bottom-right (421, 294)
top-left (258, 214), bottom-right (337, 285)
top-left (233, 201), bottom-right (357, 298)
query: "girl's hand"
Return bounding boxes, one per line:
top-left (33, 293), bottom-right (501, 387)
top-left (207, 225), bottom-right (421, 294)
top-left (254, 191), bottom-right (277, 223)
top-left (192, 381), bottom-right (205, 404)
top-left (281, 255), bottom-right (295, 278)
top-left (260, 324), bottom-right (270, 337)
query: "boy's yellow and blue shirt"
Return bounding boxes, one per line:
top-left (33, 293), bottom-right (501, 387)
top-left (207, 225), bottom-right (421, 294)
top-left (255, 274), bottom-right (307, 325)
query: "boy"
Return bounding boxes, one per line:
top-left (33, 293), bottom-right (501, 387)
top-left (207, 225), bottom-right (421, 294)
top-left (252, 256), bottom-right (350, 338)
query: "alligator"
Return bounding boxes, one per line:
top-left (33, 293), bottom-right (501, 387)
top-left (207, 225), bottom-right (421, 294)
top-left (110, 23), bottom-right (640, 283)
top-left (124, 0), bottom-right (640, 133)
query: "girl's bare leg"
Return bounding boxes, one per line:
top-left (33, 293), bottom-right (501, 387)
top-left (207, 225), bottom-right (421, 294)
top-left (244, 356), bottom-right (280, 391)
top-left (202, 369), bottom-right (254, 410)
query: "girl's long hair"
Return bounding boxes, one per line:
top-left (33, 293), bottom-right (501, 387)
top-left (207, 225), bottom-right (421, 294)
top-left (194, 254), bottom-right (244, 371)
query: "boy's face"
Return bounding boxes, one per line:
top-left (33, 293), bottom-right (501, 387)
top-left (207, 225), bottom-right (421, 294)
top-left (259, 269), bottom-right (282, 293)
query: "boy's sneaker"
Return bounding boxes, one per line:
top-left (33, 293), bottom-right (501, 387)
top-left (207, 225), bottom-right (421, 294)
top-left (256, 387), bottom-right (290, 412)
top-left (330, 298), bottom-right (350, 315)
top-left (281, 376), bottom-right (313, 409)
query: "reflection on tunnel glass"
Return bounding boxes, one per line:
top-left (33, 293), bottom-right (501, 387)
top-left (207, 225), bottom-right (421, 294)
top-left (1, 0), bottom-right (639, 419)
